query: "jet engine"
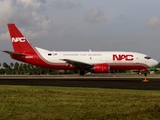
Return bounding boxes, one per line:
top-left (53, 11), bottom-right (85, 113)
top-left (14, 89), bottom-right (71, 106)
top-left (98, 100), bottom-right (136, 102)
top-left (93, 63), bottom-right (110, 73)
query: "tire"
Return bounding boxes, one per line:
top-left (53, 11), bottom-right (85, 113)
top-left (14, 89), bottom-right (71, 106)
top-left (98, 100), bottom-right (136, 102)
top-left (80, 70), bottom-right (84, 75)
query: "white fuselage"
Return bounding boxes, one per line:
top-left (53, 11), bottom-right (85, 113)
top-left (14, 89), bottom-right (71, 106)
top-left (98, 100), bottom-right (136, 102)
top-left (35, 47), bottom-right (158, 70)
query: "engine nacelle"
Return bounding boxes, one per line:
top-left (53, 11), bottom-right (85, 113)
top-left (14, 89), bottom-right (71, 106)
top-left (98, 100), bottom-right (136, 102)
top-left (93, 63), bottom-right (110, 73)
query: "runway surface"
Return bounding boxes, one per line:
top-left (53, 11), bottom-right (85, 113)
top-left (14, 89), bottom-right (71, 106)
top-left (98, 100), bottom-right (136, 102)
top-left (0, 75), bottom-right (160, 90)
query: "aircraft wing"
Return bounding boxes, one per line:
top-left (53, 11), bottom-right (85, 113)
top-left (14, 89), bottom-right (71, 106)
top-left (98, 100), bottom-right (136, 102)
top-left (61, 59), bottom-right (93, 69)
top-left (2, 50), bottom-right (25, 56)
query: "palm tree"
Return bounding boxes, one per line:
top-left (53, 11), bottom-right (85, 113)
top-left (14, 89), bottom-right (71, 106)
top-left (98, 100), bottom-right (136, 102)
top-left (10, 63), bottom-right (14, 68)
top-left (3, 62), bottom-right (7, 68)
top-left (45, 68), bottom-right (50, 75)
top-left (27, 64), bottom-right (32, 75)
top-left (10, 63), bottom-right (14, 74)
top-left (14, 62), bottom-right (19, 74)
top-left (3, 62), bottom-right (8, 74)
top-left (34, 66), bottom-right (41, 75)
top-left (23, 64), bottom-right (27, 74)
top-left (19, 63), bottom-right (23, 74)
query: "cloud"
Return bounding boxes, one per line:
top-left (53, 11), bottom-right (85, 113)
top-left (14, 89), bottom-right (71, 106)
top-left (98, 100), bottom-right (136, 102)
top-left (31, 12), bottom-right (52, 30)
top-left (84, 8), bottom-right (106, 23)
top-left (147, 16), bottom-right (160, 29)
top-left (0, 31), bottom-right (9, 41)
top-left (57, 29), bottom-right (67, 37)
top-left (52, 0), bottom-right (80, 9)
top-left (16, 0), bottom-right (52, 30)
top-left (0, 27), bottom-right (47, 41)
top-left (0, 0), bottom-right (16, 27)
top-left (17, 0), bottom-right (42, 9)
top-left (0, 0), bottom-right (52, 41)
top-left (117, 15), bottom-right (126, 21)
top-left (0, 0), bottom-right (51, 28)
top-left (19, 28), bottom-right (47, 40)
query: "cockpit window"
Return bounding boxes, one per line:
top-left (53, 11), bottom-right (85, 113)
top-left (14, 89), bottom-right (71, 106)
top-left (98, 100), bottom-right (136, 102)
top-left (144, 56), bottom-right (151, 59)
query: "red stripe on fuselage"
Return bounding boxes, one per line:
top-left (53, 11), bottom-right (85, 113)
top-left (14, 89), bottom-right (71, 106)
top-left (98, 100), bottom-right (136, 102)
top-left (10, 54), bottom-right (75, 69)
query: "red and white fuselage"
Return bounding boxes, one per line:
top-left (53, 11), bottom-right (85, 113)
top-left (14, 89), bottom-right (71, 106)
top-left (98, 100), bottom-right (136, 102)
top-left (3, 24), bottom-right (158, 75)
top-left (25, 47), bottom-right (157, 70)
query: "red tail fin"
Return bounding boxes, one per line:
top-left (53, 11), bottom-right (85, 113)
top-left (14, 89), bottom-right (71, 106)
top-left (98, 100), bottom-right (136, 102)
top-left (7, 24), bottom-right (50, 67)
top-left (8, 24), bottom-right (35, 54)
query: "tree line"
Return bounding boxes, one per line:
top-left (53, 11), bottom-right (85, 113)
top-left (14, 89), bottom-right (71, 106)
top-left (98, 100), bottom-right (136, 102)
top-left (0, 62), bottom-right (78, 75)
top-left (0, 62), bottom-right (160, 75)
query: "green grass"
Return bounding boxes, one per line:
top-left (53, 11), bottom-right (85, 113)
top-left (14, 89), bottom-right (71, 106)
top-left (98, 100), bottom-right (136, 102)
top-left (0, 86), bottom-right (160, 120)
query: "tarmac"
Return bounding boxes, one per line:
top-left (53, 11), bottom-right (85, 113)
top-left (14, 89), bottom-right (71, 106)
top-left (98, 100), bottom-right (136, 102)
top-left (0, 74), bottom-right (160, 90)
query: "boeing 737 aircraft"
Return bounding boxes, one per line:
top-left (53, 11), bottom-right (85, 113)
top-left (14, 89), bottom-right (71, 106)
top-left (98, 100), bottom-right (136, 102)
top-left (2, 24), bottom-right (158, 75)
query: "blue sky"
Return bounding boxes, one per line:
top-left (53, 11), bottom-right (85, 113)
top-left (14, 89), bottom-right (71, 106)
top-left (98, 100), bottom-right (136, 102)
top-left (0, 0), bottom-right (160, 63)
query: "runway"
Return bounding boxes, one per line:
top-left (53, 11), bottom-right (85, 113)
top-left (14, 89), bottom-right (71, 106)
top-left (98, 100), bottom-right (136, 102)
top-left (0, 75), bottom-right (160, 90)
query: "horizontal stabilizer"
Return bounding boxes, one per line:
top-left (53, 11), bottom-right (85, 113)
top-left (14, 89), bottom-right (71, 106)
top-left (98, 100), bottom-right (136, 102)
top-left (2, 50), bottom-right (25, 56)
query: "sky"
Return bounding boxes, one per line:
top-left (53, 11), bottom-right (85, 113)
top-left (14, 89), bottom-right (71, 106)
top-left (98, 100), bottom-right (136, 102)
top-left (1, 0), bottom-right (160, 64)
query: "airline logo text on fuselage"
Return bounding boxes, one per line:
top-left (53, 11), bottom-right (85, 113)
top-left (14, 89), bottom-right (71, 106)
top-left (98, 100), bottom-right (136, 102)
top-left (113, 54), bottom-right (134, 61)
top-left (12, 37), bottom-right (26, 42)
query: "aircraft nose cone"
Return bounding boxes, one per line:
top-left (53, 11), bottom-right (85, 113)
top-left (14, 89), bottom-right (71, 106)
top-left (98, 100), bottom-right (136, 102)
top-left (153, 59), bottom-right (159, 67)
top-left (155, 60), bottom-right (159, 66)
top-left (147, 59), bottom-right (158, 68)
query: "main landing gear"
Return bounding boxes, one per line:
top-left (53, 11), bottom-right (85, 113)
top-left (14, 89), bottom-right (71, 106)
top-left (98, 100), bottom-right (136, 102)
top-left (80, 70), bottom-right (85, 76)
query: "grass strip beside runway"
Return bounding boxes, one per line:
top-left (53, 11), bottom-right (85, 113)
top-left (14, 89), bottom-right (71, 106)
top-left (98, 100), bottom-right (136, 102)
top-left (0, 86), bottom-right (160, 120)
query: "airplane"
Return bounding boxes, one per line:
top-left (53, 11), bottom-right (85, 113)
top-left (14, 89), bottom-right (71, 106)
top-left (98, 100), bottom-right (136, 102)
top-left (2, 24), bottom-right (159, 75)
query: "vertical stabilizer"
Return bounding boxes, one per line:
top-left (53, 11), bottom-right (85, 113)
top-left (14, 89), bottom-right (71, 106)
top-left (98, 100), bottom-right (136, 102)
top-left (8, 24), bottom-right (35, 54)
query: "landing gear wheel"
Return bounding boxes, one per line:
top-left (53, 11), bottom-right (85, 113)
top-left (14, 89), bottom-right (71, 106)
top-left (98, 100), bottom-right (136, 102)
top-left (80, 70), bottom-right (85, 75)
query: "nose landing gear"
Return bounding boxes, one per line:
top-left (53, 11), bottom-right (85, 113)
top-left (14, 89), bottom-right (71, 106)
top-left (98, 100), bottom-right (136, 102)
top-left (142, 72), bottom-right (149, 82)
